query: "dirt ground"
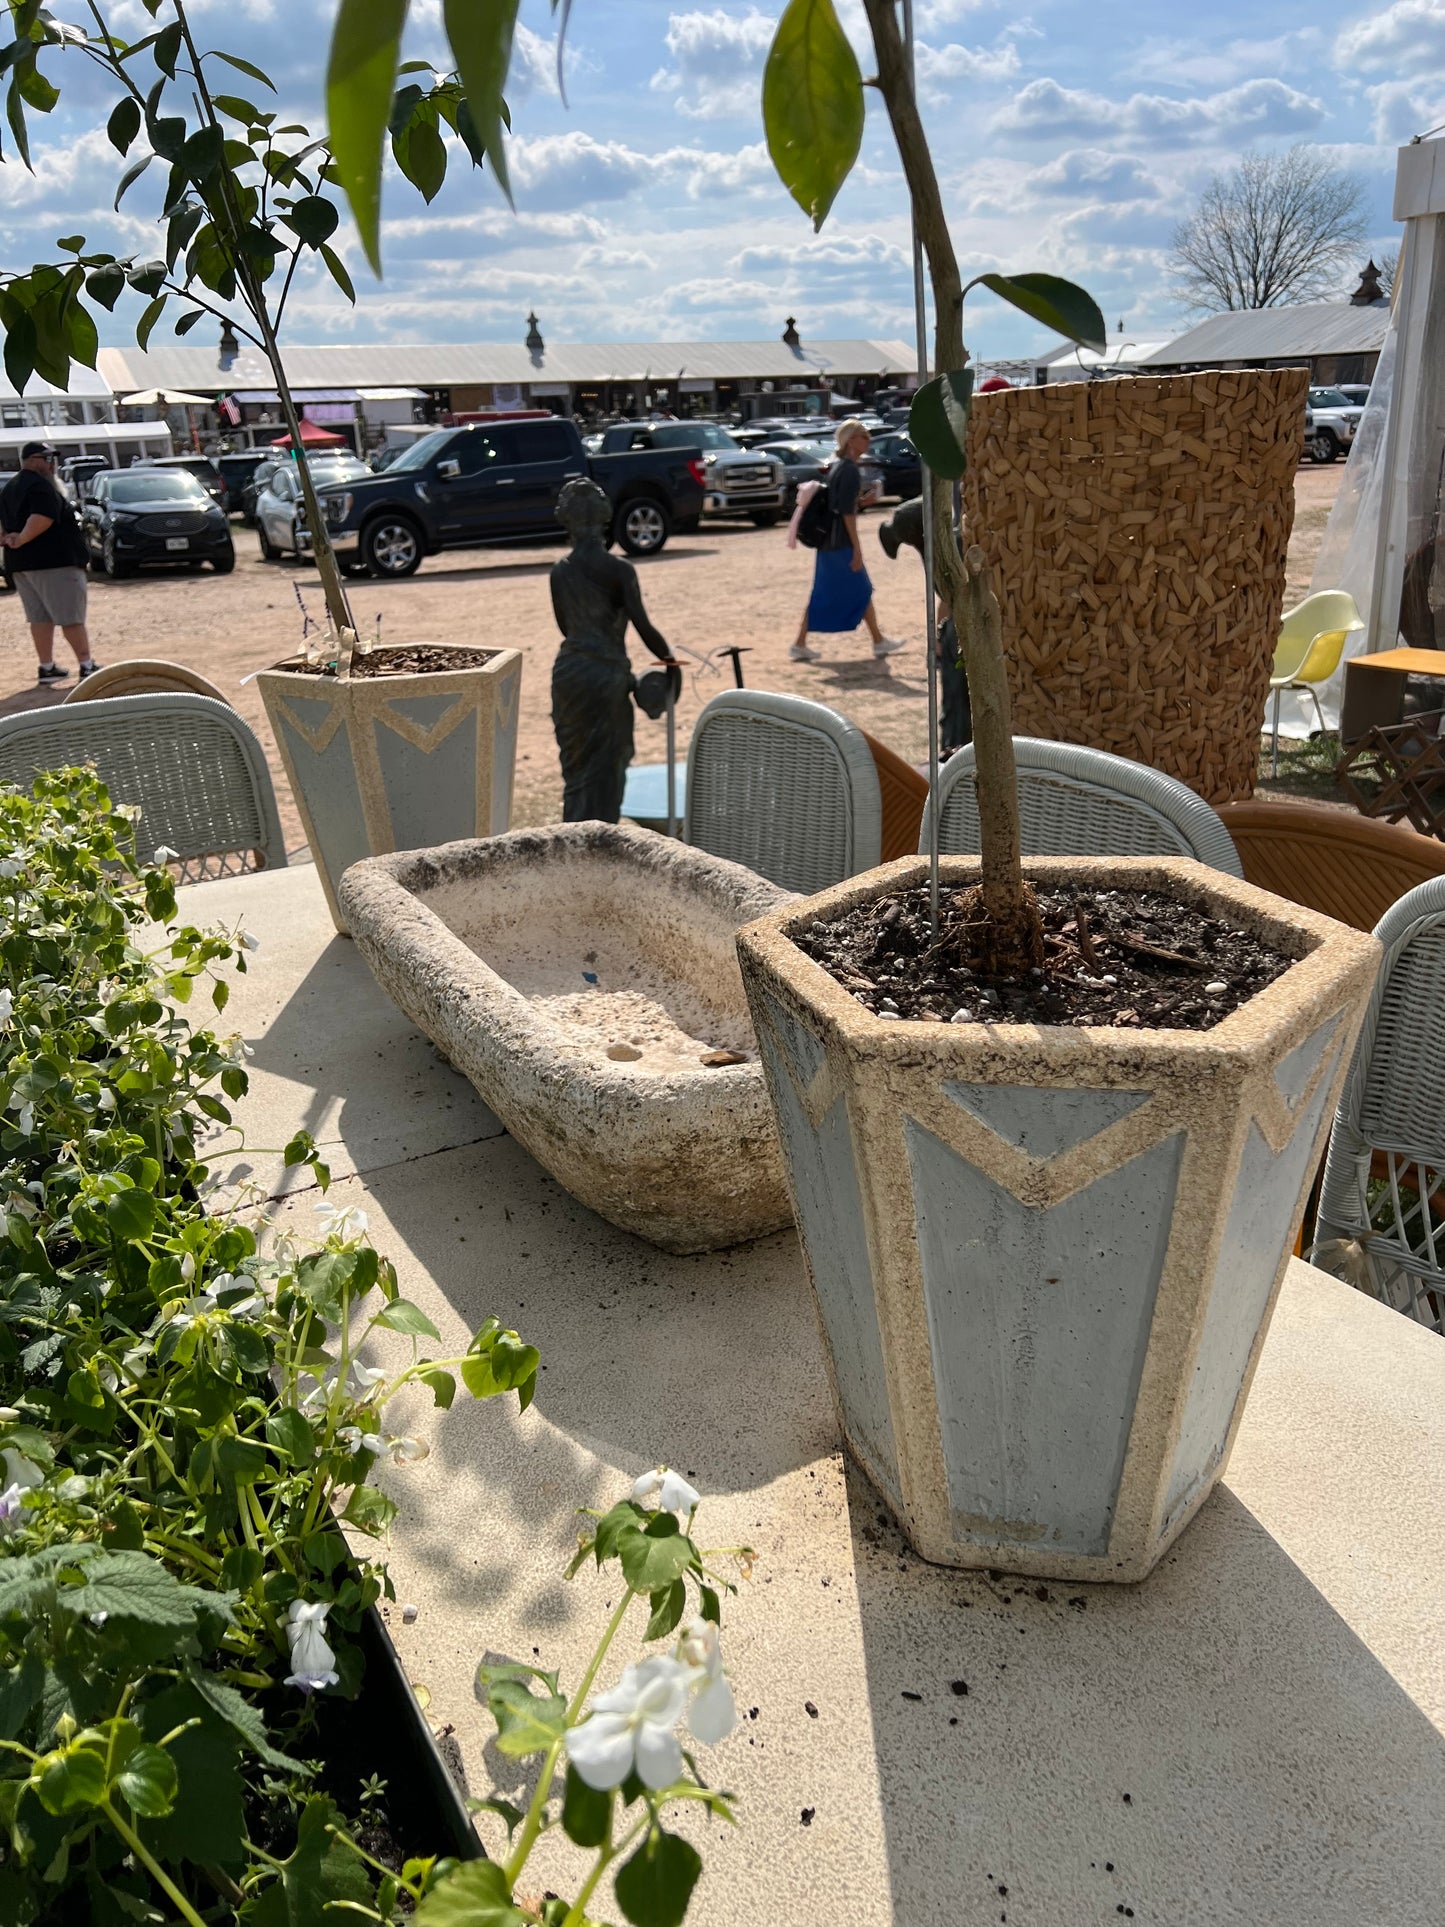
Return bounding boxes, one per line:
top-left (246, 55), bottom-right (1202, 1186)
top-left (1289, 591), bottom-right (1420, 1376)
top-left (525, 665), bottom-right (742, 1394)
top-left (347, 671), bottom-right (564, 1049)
top-left (0, 463), bottom-right (1343, 858)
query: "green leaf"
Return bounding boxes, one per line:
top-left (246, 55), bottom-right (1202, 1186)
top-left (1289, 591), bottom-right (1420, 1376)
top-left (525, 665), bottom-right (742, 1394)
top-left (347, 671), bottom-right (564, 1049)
top-left (762, 0), bottom-right (863, 231)
top-left (373, 1297), bottom-right (441, 1341)
top-left (327, 0), bottom-right (408, 276)
top-left (244, 1795), bottom-right (374, 1924)
top-left (265, 1408), bottom-right (315, 1467)
top-left (114, 1741), bottom-right (178, 1818)
top-left (85, 262), bottom-right (126, 310)
top-left (972, 271), bottom-right (1107, 353)
top-left (414, 1857), bottom-right (525, 1926)
top-left (153, 19), bottom-right (183, 77)
top-left (210, 50), bottom-right (276, 91)
top-left (342, 1482), bottom-right (397, 1539)
top-left (643, 1579), bottom-right (686, 1642)
top-left (56, 235), bottom-right (85, 253)
top-left (459, 1332), bottom-right (539, 1408)
top-left (68, 1551), bottom-right (232, 1632)
top-left (443, 0), bottom-right (519, 202)
top-left (285, 193), bottom-right (340, 247)
top-left (136, 295), bottom-right (167, 352)
top-left (561, 1764), bottom-right (611, 1848)
top-left (614, 1828), bottom-right (702, 1927)
top-left (617, 1516), bottom-right (697, 1596)
top-left (114, 150), bottom-right (153, 208)
top-left (0, 1653), bottom-right (44, 1742)
top-left (105, 1187), bottom-right (156, 1242)
top-left (418, 1366), bottom-right (456, 1410)
top-left (395, 113), bottom-right (447, 201)
top-left (484, 1676), bottom-right (567, 1759)
top-left (181, 123), bottom-right (224, 184)
top-left (593, 1499), bottom-right (644, 1568)
top-left (185, 1665), bottom-right (305, 1774)
top-left (908, 368), bottom-right (975, 482)
top-left (106, 94), bottom-right (142, 153)
top-left (1, 300), bottom-right (36, 393)
top-left (468, 1794), bottom-right (524, 1837)
top-left (35, 1743), bottom-right (108, 1815)
top-left (217, 1436), bottom-right (267, 1485)
top-left (140, 1684), bottom-right (248, 1869)
top-left (320, 242), bottom-right (356, 304)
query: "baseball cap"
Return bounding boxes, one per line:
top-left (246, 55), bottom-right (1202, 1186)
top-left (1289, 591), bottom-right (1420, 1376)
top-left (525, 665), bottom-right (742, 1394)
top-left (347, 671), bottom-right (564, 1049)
top-left (21, 441), bottom-right (58, 460)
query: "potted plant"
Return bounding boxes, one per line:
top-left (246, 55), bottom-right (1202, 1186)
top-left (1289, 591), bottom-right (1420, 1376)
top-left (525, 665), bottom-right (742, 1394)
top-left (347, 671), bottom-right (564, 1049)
top-left (0, 2), bottom-right (521, 933)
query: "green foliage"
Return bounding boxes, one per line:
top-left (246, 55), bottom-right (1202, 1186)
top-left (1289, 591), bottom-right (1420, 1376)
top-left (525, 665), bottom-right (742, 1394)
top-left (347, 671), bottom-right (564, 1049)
top-left (413, 1857), bottom-right (526, 1926)
top-left (761, 0), bottom-right (864, 230)
top-left (908, 370), bottom-right (975, 481)
top-left (614, 1829), bottom-right (702, 1927)
top-left (969, 271), bottom-right (1108, 353)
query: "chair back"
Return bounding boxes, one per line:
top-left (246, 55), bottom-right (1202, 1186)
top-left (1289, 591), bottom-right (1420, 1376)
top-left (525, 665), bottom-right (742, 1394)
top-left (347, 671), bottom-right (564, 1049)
top-left (685, 689), bottom-right (882, 893)
top-left (1216, 800), bottom-right (1445, 931)
top-left (1273, 591), bottom-right (1364, 681)
top-left (0, 692), bottom-right (287, 880)
top-left (1314, 876), bottom-right (1445, 1333)
top-left (64, 659), bottom-right (231, 706)
top-left (925, 737), bottom-right (1243, 876)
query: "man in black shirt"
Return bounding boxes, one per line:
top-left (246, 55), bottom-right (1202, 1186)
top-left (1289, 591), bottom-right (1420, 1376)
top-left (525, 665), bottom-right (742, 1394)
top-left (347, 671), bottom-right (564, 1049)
top-left (0, 442), bottom-right (99, 683)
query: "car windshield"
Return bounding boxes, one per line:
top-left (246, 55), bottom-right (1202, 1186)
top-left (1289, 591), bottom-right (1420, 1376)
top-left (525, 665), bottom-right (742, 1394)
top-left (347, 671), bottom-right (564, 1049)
top-left (107, 474), bottom-right (213, 504)
top-left (309, 459), bottom-right (370, 487)
top-left (651, 424), bottom-right (737, 450)
top-left (1309, 389), bottom-right (1352, 408)
top-left (388, 432), bottom-right (453, 472)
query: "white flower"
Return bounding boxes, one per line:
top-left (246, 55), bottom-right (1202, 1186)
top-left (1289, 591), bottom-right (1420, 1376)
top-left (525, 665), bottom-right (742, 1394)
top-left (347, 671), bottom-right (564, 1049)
top-left (0, 990), bottom-right (11, 1028)
top-left (315, 1198), bottom-right (368, 1241)
top-left (564, 1655), bottom-right (692, 1791)
top-left (7, 1095), bottom-right (34, 1137)
top-left (1, 1449), bottom-right (43, 1492)
top-left (97, 1088), bottom-right (116, 1114)
top-left (632, 1468), bottom-right (700, 1516)
top-left (0, 1484), bottom-right (26, 1533)
top-left (151, 846), bottom-right (179, 865)
top-left (88, 1611), bottom-right (109, 1628)
top-left (96, 1359), bottom-right (120, 1396)
top-left (0, 1408), bottom-right (19, 1424)
top-left (179, 1253), bottom-right (195, 1283)
top-left (676, 1615), bottom-right (736, 1744)
top-left (284, 1598), bottom-right (339, 1694)
top-left (386, 1436), bottom-right (429, 1464)
top-left (337, 1425), bottom-right (383, 1456)
top-left (0, 858), bottom-right (21, 879)
top-left (346, 1362), bottom-right (386, 1396)
top-left (223, 1035), bottom-right (254, 1065)
top-left (240, 930), bottom-right (260, 952)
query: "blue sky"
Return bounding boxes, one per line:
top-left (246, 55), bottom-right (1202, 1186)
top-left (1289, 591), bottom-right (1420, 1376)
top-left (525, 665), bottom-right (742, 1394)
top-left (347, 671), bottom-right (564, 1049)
top-left (1, 0), bottom-right (1442, 361)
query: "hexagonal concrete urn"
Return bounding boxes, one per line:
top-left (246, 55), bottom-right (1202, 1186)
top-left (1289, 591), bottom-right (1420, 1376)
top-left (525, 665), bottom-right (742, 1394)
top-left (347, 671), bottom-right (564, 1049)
top-left (736, 855), bottom-right (1381, 1583)
top-left (257, 647), bottom-right (522, 933)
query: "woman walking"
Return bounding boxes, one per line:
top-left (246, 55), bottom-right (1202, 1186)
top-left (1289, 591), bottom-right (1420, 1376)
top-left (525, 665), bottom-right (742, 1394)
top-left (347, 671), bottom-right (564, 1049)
top-left (791, 419), bottom-right (907, 663)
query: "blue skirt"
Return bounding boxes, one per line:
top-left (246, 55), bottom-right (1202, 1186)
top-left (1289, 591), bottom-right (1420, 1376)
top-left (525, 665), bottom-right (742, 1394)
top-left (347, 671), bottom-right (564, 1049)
top-left (806, 544), bottom-right (873, 633)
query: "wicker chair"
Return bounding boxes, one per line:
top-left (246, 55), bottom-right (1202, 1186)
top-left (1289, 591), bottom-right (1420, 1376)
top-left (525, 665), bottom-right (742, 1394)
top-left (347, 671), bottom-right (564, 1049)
top-left (1313, 877), bottom-right (1445, 1334)
top-left (0, 692), bottom-right (286, 881)
top-left (63, 659), bottom-right (231, 706)
top-left (1217, 799), bottom-right (1445, 932)
top-left (684, 689), bottom-right (882, 894)
top-left (925, 737), bottom-right (1244, 876)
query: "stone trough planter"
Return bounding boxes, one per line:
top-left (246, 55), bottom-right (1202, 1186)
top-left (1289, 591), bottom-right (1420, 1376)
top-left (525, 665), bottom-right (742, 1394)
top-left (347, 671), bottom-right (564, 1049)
top-left (257, 646), bottom-right (522, 933)
top-left (339, 822), bottom-right (795, 1253)
top-left (736, 855), bottom-right (1380, 1582)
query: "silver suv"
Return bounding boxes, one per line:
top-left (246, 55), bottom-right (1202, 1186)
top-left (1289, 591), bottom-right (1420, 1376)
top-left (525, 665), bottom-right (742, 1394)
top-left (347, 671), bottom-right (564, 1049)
top-left (1304, 386), bottom-right (1363, 465)
top-left (598, 421), bottom-right (788, 527)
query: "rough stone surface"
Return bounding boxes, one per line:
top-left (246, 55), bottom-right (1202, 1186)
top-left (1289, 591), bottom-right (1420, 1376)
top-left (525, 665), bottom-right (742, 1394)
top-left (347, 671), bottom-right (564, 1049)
top-left (338, 821), bottom-right (796, 1251)
top-left (737, 854), bottom-right (1382, 1581)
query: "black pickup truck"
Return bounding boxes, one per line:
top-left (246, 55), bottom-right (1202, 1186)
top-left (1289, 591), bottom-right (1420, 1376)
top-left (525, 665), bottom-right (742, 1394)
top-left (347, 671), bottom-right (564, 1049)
top-left (317, 417), bottom-right (703, 577)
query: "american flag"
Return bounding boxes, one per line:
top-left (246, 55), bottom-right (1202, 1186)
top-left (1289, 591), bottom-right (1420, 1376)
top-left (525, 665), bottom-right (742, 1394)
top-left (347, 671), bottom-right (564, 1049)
top-left (218, 394), bottom-right (243, 427)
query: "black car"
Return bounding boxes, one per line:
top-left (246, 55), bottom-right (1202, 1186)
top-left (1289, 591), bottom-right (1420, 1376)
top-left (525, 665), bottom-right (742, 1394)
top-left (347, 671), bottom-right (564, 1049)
top-left (129, 454), bottom-right (229, 513)
top-left (59, 455), bottom-right (112, 505)
top-left (862, 431), bottom-right (922, 500)
top-left (82, 469), bottom-right (235, 577)
top-left (759, 438), bottom-right (832, 509)
top-left (217, 450), bottom-right (269, 522)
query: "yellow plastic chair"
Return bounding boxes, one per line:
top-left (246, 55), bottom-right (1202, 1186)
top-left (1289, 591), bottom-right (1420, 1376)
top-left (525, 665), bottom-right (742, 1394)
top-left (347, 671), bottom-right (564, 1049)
top-left (1269, 590), bottom-right (1364, 773)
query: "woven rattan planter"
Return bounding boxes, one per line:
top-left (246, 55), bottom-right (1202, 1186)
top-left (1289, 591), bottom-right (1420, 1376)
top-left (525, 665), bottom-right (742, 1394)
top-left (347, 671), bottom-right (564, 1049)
top-left (258, 648), bottom-right (521, 932)
top-left (737, 855), bottom-right (1379, 1582)
top-left (964, 370), bottom-right (1308, 805)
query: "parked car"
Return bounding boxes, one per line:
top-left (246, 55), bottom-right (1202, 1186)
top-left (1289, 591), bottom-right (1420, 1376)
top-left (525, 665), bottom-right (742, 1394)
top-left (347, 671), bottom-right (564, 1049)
top-left (861, 431), bottom-right (922, 500)
top-left (129, 453), bottom-right (228, 511)
top-left (59, 455), bottom-right (111, 505)
top-left (1303, 388), bottom-right (1364, 464)
top-left (317, 416), bottom-right (706, 576)
top-left (761, 437), bottom-right (832, 502)
top-left (241, 449), bottom-right (363, 523)
top-left (217, 450), bottom-right (270, 523)
top-left (82, 468), bottom-right (235, 577)
top-left (1336, 384), bottom-right (1372, 409)
top-left (255, 455), bottom-right (372, 561)
top-left (598, 421), bottom-right (787, 526)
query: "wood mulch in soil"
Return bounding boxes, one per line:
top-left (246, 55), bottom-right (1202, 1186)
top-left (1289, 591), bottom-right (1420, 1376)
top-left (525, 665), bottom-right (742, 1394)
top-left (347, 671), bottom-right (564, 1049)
top-left (794, 884), bottom-right (1292, 1031)
top-left (278, 644), bottom-right (498, 677)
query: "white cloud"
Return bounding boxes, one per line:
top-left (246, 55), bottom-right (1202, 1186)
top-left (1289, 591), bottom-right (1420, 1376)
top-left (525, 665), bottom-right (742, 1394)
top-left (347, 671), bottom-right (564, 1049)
top-left (915, 36), bottom-right (1021, 102)
top-left (650, 7), bottom-right (775, 121)
top-left (577, 244), bottom-right (660, 271)
top-left (1363, 80), bottom-right (1445, 145)
top-left (1129, 31), bottom-right (1320, 88)
top-left (733, 232), bottom-right (910, 275)
top-left (510, 132), bottom-right (656, 206)
top-left (1024, 149), bottom-right (1162, 201)
top-left (991, 76), bottom-right (1326, 145)
top-left (1336, 0), bottom-right (1445, 70)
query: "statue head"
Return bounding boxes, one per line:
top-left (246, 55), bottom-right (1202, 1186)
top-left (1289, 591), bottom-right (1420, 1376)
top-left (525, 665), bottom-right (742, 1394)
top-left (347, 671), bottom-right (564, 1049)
top-left (556, 475), bottom-right (611, 543)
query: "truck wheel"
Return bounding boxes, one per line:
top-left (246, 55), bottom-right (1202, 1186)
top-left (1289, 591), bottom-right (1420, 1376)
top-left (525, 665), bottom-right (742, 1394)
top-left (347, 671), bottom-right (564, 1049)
top-left (616, 498), bottom-right (669, 557)
top-left (1310, 429), bottom-right (1339, 464)
top-left (748, 509), bottom-right (781, 528)
top-left (362, 516), bottom-right (423, 577)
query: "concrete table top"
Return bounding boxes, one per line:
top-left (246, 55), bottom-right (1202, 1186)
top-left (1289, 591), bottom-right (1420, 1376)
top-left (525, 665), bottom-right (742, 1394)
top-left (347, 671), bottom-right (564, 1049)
top-left (181, 865), bottom-right (1445, 1927)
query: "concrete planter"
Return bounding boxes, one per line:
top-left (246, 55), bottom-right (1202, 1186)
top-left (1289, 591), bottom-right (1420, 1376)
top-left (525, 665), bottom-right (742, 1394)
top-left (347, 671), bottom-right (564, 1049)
top-left (339, 822), bottom-right (794, 1253)
top-left (737, 855), bottom-right (1380, 1582)
top-left (257, 648), bottom-right (522, 932)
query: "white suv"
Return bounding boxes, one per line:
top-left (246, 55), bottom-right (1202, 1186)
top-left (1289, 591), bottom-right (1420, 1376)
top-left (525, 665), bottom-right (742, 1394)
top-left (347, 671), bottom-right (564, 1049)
top-left (1303, 387), bottom-right (1364, 465)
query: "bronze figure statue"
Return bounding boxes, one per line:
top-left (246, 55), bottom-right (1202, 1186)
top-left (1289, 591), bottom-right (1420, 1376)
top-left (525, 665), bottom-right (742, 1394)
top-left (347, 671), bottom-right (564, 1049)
top-left (550, 477), bottom-right (675, 822)
top-left (879, 497), bottom-right (972, 756)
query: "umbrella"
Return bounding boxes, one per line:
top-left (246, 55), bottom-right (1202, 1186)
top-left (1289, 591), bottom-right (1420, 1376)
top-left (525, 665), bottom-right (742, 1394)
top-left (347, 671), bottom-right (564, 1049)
top-left (120, 388), bottom-right (212, 407)
top-left (269, 419), bottom-right (347, 448)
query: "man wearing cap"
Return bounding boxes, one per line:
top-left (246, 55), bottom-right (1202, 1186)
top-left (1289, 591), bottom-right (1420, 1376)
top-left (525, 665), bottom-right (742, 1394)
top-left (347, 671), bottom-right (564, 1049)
top-left (0, 443), bottom-right (100, 683)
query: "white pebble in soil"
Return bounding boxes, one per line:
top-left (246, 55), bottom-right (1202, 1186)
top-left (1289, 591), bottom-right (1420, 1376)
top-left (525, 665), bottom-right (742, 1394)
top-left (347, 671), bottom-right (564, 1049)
top-left (950, 1009), bottom-right (975, 1024)
top-left (1204, 980), bottom-right (1228, 996)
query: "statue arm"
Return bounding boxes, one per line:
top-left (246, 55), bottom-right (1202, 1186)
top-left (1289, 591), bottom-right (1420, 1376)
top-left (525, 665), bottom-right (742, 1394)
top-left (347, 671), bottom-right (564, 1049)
top-left (620, 562), bottom-right (670, 661)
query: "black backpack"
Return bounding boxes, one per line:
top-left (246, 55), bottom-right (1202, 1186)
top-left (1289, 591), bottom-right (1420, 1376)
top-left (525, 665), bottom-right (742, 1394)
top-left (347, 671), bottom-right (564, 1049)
top-left (796, 484), bottom-right (836, 550)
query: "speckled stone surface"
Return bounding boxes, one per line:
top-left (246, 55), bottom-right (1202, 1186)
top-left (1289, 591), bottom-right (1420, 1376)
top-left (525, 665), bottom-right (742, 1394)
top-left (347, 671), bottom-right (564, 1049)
top-left (338, 822), bottom-right (795, 1252)
top-left (737, 855), bottom-right (1382, 1581)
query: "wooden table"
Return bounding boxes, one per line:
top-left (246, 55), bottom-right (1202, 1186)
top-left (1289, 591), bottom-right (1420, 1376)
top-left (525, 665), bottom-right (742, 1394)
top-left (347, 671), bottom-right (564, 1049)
top-left (1340, 646), bottom-right (1445, 743)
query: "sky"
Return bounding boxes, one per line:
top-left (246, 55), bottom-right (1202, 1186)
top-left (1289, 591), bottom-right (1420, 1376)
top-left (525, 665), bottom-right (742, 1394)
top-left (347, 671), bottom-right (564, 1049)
top-left (1, 0), bottom-right (1441, 364)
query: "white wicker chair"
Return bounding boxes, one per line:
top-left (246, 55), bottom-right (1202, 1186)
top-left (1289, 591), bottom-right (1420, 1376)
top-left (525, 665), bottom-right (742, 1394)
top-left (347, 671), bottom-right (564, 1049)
top-left (0, 692), bottom-right (287, 881)
top-left (684, 689), bottom-right (882, 894)
top-left (924, 737), bottom-right (1244, 876)
top-left (1312, 876), bottom-right (1445, 1334)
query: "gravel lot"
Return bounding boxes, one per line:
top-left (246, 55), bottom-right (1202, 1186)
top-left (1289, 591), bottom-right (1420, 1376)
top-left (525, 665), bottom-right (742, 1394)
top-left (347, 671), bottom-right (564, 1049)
top-left (0, 465), bottom-right (1342, 860)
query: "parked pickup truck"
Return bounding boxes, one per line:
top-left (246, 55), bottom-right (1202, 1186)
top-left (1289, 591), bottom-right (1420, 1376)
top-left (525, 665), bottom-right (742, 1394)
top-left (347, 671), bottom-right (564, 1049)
top-left (597, 421), bottom-right (789, 526)
top-left (318, 417), bottom-right (704, 576)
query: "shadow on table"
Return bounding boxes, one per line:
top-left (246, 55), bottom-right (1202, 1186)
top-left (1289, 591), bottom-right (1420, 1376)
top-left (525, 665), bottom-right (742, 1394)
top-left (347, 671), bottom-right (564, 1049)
top-left (849, 1472), bottom-right (1445, 1925)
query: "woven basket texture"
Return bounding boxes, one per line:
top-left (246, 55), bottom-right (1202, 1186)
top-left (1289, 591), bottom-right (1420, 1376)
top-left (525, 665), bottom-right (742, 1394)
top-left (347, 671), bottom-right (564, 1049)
top-left (963, 370), bottom-right (1307, 804)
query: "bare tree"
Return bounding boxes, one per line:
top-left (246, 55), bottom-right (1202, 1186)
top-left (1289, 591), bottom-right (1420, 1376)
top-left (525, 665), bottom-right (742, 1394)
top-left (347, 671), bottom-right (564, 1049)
top-left (1169, 147), bottom-right (1368, 311)
top-left (1377, 246), bottom-right (1399, 296)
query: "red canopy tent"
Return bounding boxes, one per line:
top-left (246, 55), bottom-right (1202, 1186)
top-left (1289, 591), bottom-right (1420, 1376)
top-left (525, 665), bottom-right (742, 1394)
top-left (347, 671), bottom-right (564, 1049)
top-left (269, 419), bottom-right (347, 448)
